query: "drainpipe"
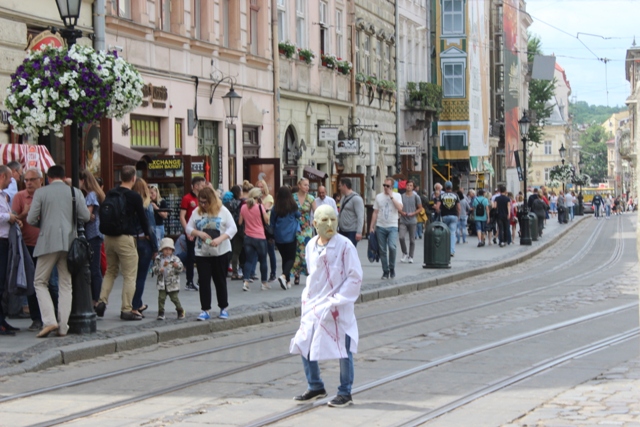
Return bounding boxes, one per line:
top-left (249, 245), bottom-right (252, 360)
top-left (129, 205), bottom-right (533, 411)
top-left (93, 0), bottom-right (106, 51)
top-left (395, 0), bottom-right (401, 174)
top-left (272, 0), bottom-right (281, 172)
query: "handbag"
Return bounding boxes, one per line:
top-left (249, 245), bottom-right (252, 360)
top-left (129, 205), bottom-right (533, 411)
top-left (67, 186), bottom-right (93, 275)
top-left (259, 205), bottom-right (274, 240)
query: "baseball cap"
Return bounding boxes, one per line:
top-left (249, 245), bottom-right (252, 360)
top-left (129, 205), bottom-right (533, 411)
top-left (444, 181), bottom-right (453, 188)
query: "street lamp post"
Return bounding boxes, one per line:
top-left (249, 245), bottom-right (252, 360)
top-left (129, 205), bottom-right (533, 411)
top-left (576, 158), bottom-right (585, 215)
top-left (559, 143), bottom-right (566, 193)
top-left (210, 76), bottom-right (242, 187)
top-left (519, 112), bottom-right (532, 245)
top-left (55, 0), bottom-right (96, 334)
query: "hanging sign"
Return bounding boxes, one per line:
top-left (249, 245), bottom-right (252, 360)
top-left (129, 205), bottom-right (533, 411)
top-left (319, 127), bottom-right (339, 141)
top-left (335, 139), bottom-right (359, 154)
top-left (148, 158), bottom-right (183, 170)
top-left (399, 147), bottom-right (417, 155)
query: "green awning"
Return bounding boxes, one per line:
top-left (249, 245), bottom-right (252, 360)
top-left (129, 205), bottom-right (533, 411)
top-left (483, 160), bottom-right (495, 175)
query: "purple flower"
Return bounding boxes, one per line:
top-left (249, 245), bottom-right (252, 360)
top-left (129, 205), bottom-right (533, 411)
top-left (26, 99), bottom-right (34, 106)
top-left (32, 62), bottom-right (41, 70)
top-left (54, 81), bottom-right (61, 88)
top-left (64, 55), bottom-right (71, 62)
top-left (17, 65), bottom-right (24, 73)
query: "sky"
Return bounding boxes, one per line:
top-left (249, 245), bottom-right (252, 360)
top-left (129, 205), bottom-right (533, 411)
top-left (526, 0), bottom-right (638, 108)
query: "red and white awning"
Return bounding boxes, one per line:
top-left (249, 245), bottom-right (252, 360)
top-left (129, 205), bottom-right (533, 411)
top-left (0, 144), bottom-right (56, 172)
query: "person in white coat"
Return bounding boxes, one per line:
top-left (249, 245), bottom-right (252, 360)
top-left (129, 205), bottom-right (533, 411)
top-left (290, 204), bottom-right (363, 407)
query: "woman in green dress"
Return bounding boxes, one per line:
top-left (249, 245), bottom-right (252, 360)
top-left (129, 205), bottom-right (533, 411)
top-left (292, 178), bottom-right (317, 285)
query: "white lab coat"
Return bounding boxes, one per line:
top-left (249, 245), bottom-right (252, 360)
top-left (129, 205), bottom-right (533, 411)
top-left (290, 233), bottom-right (363, 361)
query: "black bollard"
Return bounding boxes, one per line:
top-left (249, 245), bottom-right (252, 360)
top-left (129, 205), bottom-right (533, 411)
top-left (68, 222), bottom-right (97, 334)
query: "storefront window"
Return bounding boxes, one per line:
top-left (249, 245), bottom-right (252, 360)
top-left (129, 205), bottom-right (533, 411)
top-left (175, 119), bottom-right (183, 152)
top-left (131, 116), bottom-right (161, 147)
top-left (83, 123), bottom-right (101, 177)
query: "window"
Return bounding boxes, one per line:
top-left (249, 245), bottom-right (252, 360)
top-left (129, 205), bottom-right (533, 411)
top-left (277, 0), bottom-right (286, 42)
top-left (222, 0), bottom-right (229, 47)
top-left (295, 0), bottom-right (305, 48)
top-left (116, 0), bottom-right (131, 18)
top-left (442, 0), bottom-right (464, 35)
top-left (250, 0), bottom-right (259, 55)
top-left (363, 34), bottom-right (371, 75)
top-left (443, 62), bottom-right (464, 97)
top-left (376, 39), bottom-right (382, 78)
top-left (175, 119), bottom-right (183, 152)
top-left (386, 43), bottom-right (392, 80)
top-left (544, 168), bottom-right (550, 182)
top-left (544, 140), bottom-right (552, 155)
top-left (336, 9), bottom-right (343, 59)
top-left (194, 0), bottom-right (201, 39)
top-left (441, 132), bottom-right (467, 150)
top-left (161, 0), bottom-right (171, 32)
top-left (355, 31), bottom-right (361, 73)
top-left (319, 2), bottom-right (329, 54)
top-left (131, 116), bottom-right (161, 147)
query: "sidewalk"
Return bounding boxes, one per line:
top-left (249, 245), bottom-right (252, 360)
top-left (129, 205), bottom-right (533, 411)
top-left (0, 215), bottom-right (592, 376)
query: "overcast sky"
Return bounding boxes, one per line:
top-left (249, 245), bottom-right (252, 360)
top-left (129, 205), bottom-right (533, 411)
top-left (527, 0), bottom-right (638, 108)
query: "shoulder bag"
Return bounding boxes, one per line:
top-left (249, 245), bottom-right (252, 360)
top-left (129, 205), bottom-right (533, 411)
top-left (67, 186), bottom-right (93, 275)
top-left (259, 204), bottom-right (274, 240)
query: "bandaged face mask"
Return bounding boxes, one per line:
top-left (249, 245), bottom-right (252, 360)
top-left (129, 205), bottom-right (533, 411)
top-left (314, 205), bottom-right (338, 240)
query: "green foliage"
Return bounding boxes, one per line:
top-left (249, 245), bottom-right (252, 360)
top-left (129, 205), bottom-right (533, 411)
top-left (278, 41), bottom-right (296, 58)
top-left (297, 48), bottom-right (315, 64)
top-left (377, 80), bottom-right (396, 91)
top-left (406, 81), bottom-right (443, 112)
top-left (569, 101), bottom-right (626, 126)
top-left (355, 72), bottom-right (366, 84)
top-left (579, 125), bottom-right (608, 183)
top-left (527, 34), bottom-right (555, 145)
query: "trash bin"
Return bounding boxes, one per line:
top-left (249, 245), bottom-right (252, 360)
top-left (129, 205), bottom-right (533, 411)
top-left (528, 212), bottom-right (538, 242)
top-left (423, 219), bottom-right (451, 269)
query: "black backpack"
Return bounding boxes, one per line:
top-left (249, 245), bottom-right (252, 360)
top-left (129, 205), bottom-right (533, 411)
top-left (99, 188), bottom-right (128, 236)
top-left (225, 198), bottom-right (243, 226)
top-left (475, 198), bottom-right (485, 217)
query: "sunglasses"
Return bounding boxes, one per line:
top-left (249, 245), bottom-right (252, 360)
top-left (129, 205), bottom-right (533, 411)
top-left (199, 199), bottom-right (208, 204)
top-left (383, 184), bottom-right (391, 188)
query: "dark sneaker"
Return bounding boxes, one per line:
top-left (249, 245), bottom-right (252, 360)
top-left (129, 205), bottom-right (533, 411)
top-left (328, 394), bottom-right (353, 407)
top-left (28, 320), bottom-right (43, 331)
top-left (269, 273), bottom-right (276, 282)
top-left (95, 302), bottom-right (106, 317)
top-left (177, 309), bottom-right (185, 319)
top-left (390, 269), bottom-right (396, 278)
top-left (477, 241), bottom-right (485, 247)
top-left (185, 281), bottom-right (199, 291)
top-left (120, 311), bottom-right (142, 321)
top-left (381, 272), bottom-right (389, 280)
top-left (293, 388), bottom-right (327, 401)
top-left (157, 311), bottom-right (165, 320)
top-left (0, 325), bottom-right (16, 336)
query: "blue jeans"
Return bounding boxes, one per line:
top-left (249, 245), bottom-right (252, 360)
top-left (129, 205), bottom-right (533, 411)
top-left (416, 222), bottom-right (424, 239)
top-left (267, 239), bottom-right (277, 277)
top-left (442, 215), bottom-right (458, 255)
top-left (244, 236), bottom-right (268, 282)
top-left (568, 206), bottom-right (574, 221)
top-left (154, 225), bottom-right (165, 243)
top-left (88, 237), bottom-right (104, 302)
top-left (376, 226), bottom-right (398, 274)
top-left (606, 205), bottom-right (611, 217)
top-left (301, 335), bottom-right (354, 395)
top-left (132, 239), bottom-right (153, 310)
top-left (339, 231), bottom-right (358, 247)
top-left (456, 217), bottom-right (467, 243)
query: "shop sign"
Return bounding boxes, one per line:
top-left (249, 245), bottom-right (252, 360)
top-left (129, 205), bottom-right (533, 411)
top-left (319, 127), bottom-right (339, 142)
top-left (0, 110), bottom-right (9, 125)
top-left (335, 139), bottom-right (359, 154)
top-left (27, 30), bottom-right (64, 51)
top-left (191, 161), bottom-right (204, 173)
top-left (399, 147), bottom-right (417, 155)
top-left (141, 84), bottom-right (168, 109)
top-left (148, 158), bottom-right (183, 170)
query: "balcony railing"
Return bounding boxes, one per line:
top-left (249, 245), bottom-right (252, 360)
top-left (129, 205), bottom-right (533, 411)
top-left (405, 82), bottom-right (443, 113)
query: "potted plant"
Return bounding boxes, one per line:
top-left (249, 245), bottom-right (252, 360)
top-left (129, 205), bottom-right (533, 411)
top-left (4, 44), bottom-right (143, 137)
top-left (355, 72), bottom-right (367, 84)
top-left (278, 41), bottom-right (296, 59)
top-left (321, 53), bottom-right (338, 69)
top-left (337, 59), bottom-right (352, 75)
top-left (297, 48), bottom-right (315, 64)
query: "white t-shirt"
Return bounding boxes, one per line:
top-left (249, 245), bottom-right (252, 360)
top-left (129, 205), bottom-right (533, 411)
top-left (373, 192), bottom-right (402, 228)
top-left (185, 206), bottom-right (237, 257)
top-left (565, 194), bottom-right (574, 207)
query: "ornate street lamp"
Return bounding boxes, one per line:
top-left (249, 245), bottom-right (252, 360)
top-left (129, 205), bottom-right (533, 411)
top-left (222, 85), bottom-right (242, 125)
top-left (209, 75), bottom-right (242, 186)
top-left (559, 143), bottom-right (566, 166)
top-left (518, 111), bottom-right (532, 245)
top-left (55, 0), bottom-right (96, 334)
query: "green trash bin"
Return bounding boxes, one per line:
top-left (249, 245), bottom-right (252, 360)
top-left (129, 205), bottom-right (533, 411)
top-left (528, 212), bottom-right (538, 242)
top-left (423, 219), bottom-right (451, 269)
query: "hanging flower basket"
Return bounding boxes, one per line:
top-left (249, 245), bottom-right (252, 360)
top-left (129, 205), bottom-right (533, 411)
top-left (4, 44), bottom-right (143, 137)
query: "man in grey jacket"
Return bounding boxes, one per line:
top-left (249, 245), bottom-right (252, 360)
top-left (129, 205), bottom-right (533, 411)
top-left (337, 178), bottom-right (364, 247)
top-left (27, 165), bottom-right (90, 338)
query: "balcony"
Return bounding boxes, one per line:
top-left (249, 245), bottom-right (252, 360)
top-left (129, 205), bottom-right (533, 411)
top-left (404, 82), bottom-right (442, 113)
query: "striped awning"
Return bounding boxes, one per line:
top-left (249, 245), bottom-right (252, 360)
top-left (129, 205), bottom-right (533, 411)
top-left (0, 144), bottom-right (56, 172)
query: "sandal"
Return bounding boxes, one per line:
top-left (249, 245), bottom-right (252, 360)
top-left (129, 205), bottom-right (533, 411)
top-left (294, 275), bottom-right (300, 285)
top-left (138, 305), bottom-right (148, 313)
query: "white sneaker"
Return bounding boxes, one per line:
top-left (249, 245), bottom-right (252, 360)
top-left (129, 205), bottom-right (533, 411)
top-left (261, 282), bottom-right (271, 291)
top-left (278, 275), bottom-right (288, 290)
top-left (400, 254), bottom-right (409, 263)
top-left (243, 282), bottom-right (250, 291)
top-left (408, 257), bottom-right (414, 263)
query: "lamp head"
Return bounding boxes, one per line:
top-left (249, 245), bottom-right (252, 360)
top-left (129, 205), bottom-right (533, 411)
top-left (222, 84), bottom-right (242, 122)
top-left (55, 0), bottom-right (82, 28)
top-left (559, 143), bottom-right (566, 159)
top-left (518, 111), bottom-right (531, 137)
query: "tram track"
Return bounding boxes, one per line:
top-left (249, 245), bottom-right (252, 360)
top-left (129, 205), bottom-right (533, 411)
top-left (0, 216), bottom-right (631, 427)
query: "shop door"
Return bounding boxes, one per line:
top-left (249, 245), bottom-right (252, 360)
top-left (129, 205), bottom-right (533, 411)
top-left (198, 121), bottom-right (219, 187)
top-left (244, 158), bottom-right (281, 196)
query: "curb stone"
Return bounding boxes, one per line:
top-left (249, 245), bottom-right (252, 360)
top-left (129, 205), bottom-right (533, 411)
top-left (0, 216), bottom-right (585, 376)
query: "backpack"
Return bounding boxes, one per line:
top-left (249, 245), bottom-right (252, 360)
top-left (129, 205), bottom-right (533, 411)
top-left (225, 198), bottom-right (243, 226)
top-left (475, 197), bottom-right (485, 217)
top-left (99, 188), bottom-right (128, 236)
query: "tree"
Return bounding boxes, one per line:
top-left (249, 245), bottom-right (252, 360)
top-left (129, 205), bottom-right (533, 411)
top-left (527, 35), bottom-right (555, 145)
top-left (569, 101), bottom-right (626, 126)
top-left (579, 125), bottom-right (608, 183)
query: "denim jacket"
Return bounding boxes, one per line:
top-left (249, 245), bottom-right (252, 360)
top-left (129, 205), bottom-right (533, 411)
top-left (270, 210), bottom-right (301, 244)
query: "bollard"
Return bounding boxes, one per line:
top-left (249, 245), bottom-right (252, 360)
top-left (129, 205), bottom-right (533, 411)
top-left (528, 212), bottom-right (538, 242)
top-left (423, 219), bottom-right (451, 269)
